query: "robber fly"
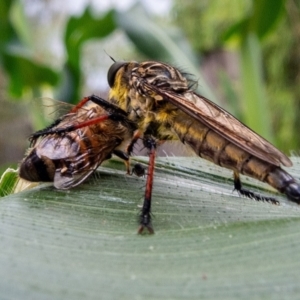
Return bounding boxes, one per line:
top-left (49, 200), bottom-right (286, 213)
top-left (19, 95), bottom-right (137, 189)
top-left (107, 60), bottom-right (300, 232)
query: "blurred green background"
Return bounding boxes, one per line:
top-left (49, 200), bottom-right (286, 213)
top-left (1, 0), bottom-right (300, 175)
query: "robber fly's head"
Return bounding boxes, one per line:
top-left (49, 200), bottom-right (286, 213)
top-left (108, 60), bottom-right (192, 95)
top-left (107, 61), bottom-right (139, 109)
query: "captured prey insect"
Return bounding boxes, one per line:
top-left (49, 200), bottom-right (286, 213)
top-left (19, 95), bottom-right (137, 189)
top-left (107, 60), bottom-right (300, 232)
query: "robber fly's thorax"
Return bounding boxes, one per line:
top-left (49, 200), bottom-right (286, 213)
top-left (106, 59), bottom-right (300, 205)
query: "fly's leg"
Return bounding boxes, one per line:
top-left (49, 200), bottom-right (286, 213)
top-left (127, 130), bottom-right (142, 155)
top-left (121, 129), bottom-right (146, 176)
top-left (67, 94), bottom-right (128, 116)
top-left (233, 172), bottom-right (279, 205)
top-left (29, 96), bottom-right (94, 144)
top-left (29, 118), bottom-right (63, 146)
top-left (138, 136), bottom-right (156, 234)
top-left (88, 95), bottom-right (129, 116)
top-left (113, 150), bottom-right (131, 174)
top-left (113, 150), bottom-right (146, 176)
top-left (69, 95), bottom-right (93, 112)
top-left (30, 110), bottom-right (129, 138)
top-left (112, 130), bottom-right (145, 175)
top-left (30, 114), bottom-right (112, 138)
top-left (132, 163), bottom-right (146, 177)
top-left (29, 95), bottom-right (130, 143)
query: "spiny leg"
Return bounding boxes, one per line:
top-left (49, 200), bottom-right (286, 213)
top-left (111, 129), bottom-right (145, 175)
top-left (29, 118), bottom-right (63, 146)
top-left (29, 96), bottom-right (93, 144)
top-left (29, 95), bottom-right (129, 142)
top-left (122, 129), bottom-right (146, 176)
top-left (35, 115), bottom-right (113, 137)
top-left (113, 149), bottom-right (131, 174)
top-left (138, 136), bottom-right (156, 234)
top-left (233, 171), bottom-right (279, 205)
top-left (87, 95), bottom-right (129, 116)
top-left (127, 130), bottom-right (142, 155)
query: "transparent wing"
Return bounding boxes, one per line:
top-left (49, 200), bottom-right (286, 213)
top-left (31, 98), bottom-right (75, 126)
top-left (31, 97), bottom-right (92, 130)
top-left (54, 167), bottom-right (96, 189)
top-left (53, 146), bottom-right (109, 189)
top-left (144, 82), bottom-right (292, 167)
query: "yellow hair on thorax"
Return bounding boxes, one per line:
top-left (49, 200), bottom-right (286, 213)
top-left (108, 70), bottom-right (129, 110)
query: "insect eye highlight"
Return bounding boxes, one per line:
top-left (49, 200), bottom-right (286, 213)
top-left (107, 61), bottom-right (126, 87)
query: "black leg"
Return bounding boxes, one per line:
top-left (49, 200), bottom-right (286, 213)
top-left (29, 95), bottom-right (133, 144)
top-left (113, 150), bottom-right (131, 174)
top-left (233, 172), bottom-right (279, 205)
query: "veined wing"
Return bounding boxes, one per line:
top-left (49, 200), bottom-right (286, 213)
top-left (32, 97), bottom-right (97, 131)
top-left (54, 163), bottom-right (97, 190)
top-left (143, 82), bottom-right (292, 167)
top-left (32, 97), bottom-right (76, 125)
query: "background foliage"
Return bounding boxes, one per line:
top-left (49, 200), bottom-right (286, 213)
top-left (175, 0), bottom-right (300, 151)
top-left (1, 0), bottom-right (300, 169)
top-left (1, 1), bottom-right (300, 298)
top-left (1, 0), bottom-right (300, 173)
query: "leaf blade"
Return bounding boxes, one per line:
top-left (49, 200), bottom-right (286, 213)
top-left (1, 157), bottom-right (300, 299)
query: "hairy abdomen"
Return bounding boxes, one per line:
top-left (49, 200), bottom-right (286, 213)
top-left (171, 112), bottom-right (300, 201)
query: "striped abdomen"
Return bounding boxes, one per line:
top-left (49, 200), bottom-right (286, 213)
top-left (171, 111), bottom-right (300, 203)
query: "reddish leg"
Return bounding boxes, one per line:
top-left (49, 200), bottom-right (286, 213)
top-left (30, 115), bottom-right (111, 140)
top-left (68, 96), bottom-right (91, 113)
top-left (30, 95), bottom-right (130, 140)
top-left (70, 95), bottom-right (127, 115)
top-left (126, 130), bottom-right (142, 155)
top-left (138, 137), bottom-right (156, 234)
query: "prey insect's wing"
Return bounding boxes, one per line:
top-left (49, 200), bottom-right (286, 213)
top-left (32, 97), bottom-right (78, 125)
top-left (142, 82), bottom-right (292, 167)
top-left (53, 164), bottom-right (97, 190)
top-left (31, 120), bottom-right (103, 189)
top-left (30, 97), bottom-right (89, 143)
top-left (30, 97), bottom-right (118, 189)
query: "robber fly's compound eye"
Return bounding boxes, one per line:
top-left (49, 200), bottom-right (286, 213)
top-left (107, 61), bottom-right (126, 88)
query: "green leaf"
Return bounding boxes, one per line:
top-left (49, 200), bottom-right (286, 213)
top-left (222, 0), bottom-right (284, 42)
top-left (65, 8), bottom-right (116, 68)
top-left (222, 18), bottom-right (248, 42)
top-left (2, 156), bottom-right (300, 299)
top-left (9, 0), bottom-right (32, 47)
top-left (0, 168), bottom-right (18, 197)
top-left (240, 33), bottom-right (274, 142)
top-left (218, 70), bottom-right (242, 119)
top-left (63, 8), bottom-right (116, 103)
top-left (115, 4), bottom-right (219, 104)
top-left (250, 0), bottom-right (285, 39)
top-left (0, 0), bottom-right (17, 46)
top-left (2, 52), bottom-right (59, 97)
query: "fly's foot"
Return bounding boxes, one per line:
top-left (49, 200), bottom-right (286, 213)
top-left (233, 172), bottom-right (279, 205)
top-left (132, 163), bottom-right (146, 177)
top-left (138, 213), bottom-right (154, 234)
top-left (236, 187), bottom-right (279, 205)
